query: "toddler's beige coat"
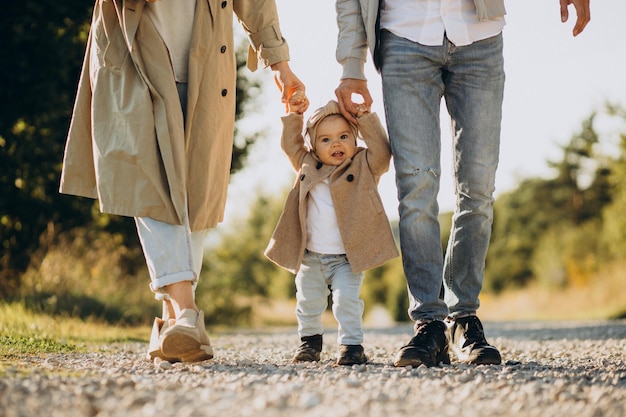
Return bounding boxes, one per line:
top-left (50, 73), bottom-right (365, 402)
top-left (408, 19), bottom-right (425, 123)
top-left (265, 112), bottom-right (399, 274)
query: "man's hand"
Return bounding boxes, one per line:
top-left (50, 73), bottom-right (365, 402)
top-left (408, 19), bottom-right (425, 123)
top-left (560, 0), bottom-right (591, 37)
top-left (271, 61), bottom-right (308, 114)
top-left (335, 78), bottom-right (373, 124)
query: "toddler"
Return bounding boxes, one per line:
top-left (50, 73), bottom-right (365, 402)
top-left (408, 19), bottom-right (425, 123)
top-left (265, 98), bottom-right (398, 365)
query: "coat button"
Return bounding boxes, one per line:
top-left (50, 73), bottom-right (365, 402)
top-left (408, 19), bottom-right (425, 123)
top-left (220, 45), bottom-right (227, 53)
top-left (221, 1), bottom-right (227, 8)
top-left (300, 174), bottom-right (306, 181)
top-left (347, 174), bottom-right (354, 182)
top-left (316, 162), bottom-right (322, 169)
top-left (221, 89), bottom-right (228, 97)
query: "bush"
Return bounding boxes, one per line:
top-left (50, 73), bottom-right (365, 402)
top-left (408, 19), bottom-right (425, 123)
top-left (531, 219), bottom-right (602, 289)
top-left (19, 226), bottom-right (157, 325)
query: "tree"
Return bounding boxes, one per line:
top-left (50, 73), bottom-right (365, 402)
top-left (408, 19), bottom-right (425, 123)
top-left (1, 2), bottom-right (94, 296)
top-left (486, 111), bottom-right (616, 292)
top-left (0, 4), bottom-right (262, 298)
top-left (197, 192), bottom-right (294, 325)
top-left (600, 104), bottom-right (626, 262)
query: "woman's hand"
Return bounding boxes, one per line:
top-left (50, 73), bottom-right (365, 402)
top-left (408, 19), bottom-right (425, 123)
top-left (271, 61), bottom-right (309, 114)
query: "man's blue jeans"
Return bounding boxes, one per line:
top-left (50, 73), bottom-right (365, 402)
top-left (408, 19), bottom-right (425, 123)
top-left (380, 31), bottom-right (505, 323)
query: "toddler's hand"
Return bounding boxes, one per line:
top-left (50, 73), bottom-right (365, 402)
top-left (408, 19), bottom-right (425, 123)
top-left (288, 90), bottom-right (309, 114)
top-left (354, 103), bottom-right (369, 118)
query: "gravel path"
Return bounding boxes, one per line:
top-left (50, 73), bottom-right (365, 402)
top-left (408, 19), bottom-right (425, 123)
top-left (1, 320), bottom-right (625, 417)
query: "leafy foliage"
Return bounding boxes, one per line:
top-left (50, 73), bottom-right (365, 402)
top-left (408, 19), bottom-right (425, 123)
top-left (197, 193), bottom-right (294, 326)
top-left (600, 105), bottom-right (626, 262)
top-left (363, 258), bottom-right (409, 322)
top-left (19, 227), bottom-right (156, 325)
top-left (485, 105), bottom-right (624, 292)
top-left (1, 2), bottom-right (95, 297)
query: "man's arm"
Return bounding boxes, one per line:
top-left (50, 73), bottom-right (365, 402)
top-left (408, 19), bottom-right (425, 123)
top-left (335, 0), bottom-right (373, 124)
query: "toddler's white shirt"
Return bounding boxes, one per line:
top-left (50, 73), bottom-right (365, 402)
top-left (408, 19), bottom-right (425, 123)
top-left (306, 179), bottom-right (346, 255)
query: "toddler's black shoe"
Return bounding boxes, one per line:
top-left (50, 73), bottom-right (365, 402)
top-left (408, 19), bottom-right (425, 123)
top-left (393, 320), bottom-right (450, 367)
top-left (446, 315), bottom-right (501, 365)
top-left (292, 334), bottom-right (322, 362)
top-left (337, 344), bottom-right (368, 366)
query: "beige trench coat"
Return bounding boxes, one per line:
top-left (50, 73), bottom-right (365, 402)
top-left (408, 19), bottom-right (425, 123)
top-left (60, 0), bottom-right (290, 231)
top-left (265, 112), bottom-right (399, 274)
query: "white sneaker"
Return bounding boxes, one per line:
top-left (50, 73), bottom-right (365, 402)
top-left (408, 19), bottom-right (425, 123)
top-left (147, 317), bottom-right (180, 363)
top-left (160, 310), bottom-right (214, 362)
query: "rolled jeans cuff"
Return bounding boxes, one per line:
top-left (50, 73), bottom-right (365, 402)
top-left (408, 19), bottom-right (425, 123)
top-left (150, 271), bottom-right (196, 301)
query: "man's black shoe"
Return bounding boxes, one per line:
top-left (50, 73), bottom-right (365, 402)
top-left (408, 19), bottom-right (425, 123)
top-left (337, 344), bottom-right (368, 366)
top-left (292, 334), bottom-right (322, 362)
top-left (446, 315), bottom-right (501, 365)
top-left (393, 320), bottom-right (450, 367)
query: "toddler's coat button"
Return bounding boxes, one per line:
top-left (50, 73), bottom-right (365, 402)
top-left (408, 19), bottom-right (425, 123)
top-left (316, 162), bottom-right (323, 169)
top-left (221, 89), bottom-right (228, 97)
top-left (300, 174), bottom-right (306, 181)
top-left (221, 1), bottom-right (227, 8)
top-left (347, 174), bottom-right (354, 182)
top-left (220, 46), bottom-right (227, 53)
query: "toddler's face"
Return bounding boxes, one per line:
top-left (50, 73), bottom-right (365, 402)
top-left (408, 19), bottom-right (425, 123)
top-left (314, 115), bottom-right (357, 166)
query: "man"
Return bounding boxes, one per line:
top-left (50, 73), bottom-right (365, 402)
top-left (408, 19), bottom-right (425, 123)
top-left (334, 0), bottom-right (590, 367)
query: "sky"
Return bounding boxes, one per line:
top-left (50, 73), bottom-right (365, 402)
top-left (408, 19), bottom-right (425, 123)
top-left (224, 0), bottom-right (626, 225)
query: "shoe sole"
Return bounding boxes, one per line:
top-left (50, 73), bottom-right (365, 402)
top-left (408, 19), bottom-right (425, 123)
top-left (337, 357), bottom-right (368, 366)
top-left (393, 350), bottom-right (450, 368)
top-left (292, 358), bottom-right (320, 363)
top-left (147, 348), bottom-right (181, 363)
top-left (292, 353), bottom-right (320, 363)
top-left (456, 354), bottom-right (502, 365)
top-left (179, 345), bottom-right (214, 363)
top-left (161, 328), bottom-right (214, 363)
top-left (468, 357), bottom-right (501, 365)
top-left (451, 346), bottom-right (501, 365)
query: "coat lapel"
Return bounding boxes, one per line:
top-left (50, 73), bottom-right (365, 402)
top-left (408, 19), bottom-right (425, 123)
top-left (118, 0), bottom-right (145, 52)
top-left (186, 0), bottom-right (212, 126)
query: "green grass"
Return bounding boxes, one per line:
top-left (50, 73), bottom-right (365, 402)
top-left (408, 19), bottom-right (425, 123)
top-left (0, 302), bottom-right (150, 357)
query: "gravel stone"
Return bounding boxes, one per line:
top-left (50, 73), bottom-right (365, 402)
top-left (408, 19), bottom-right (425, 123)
top-left (1, 320), bottom-right (624, 417)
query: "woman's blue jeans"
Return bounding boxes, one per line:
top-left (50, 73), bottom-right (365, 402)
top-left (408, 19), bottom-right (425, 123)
top-left (380, 31), bottom-right (505, 322)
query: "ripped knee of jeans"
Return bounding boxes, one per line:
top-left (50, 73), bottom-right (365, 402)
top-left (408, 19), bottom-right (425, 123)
top-left (410, 167), bottom-right (439, 178)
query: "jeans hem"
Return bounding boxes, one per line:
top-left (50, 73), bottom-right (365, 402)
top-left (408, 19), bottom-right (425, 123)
top-left (150, 270), bottom-right (196, 295)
